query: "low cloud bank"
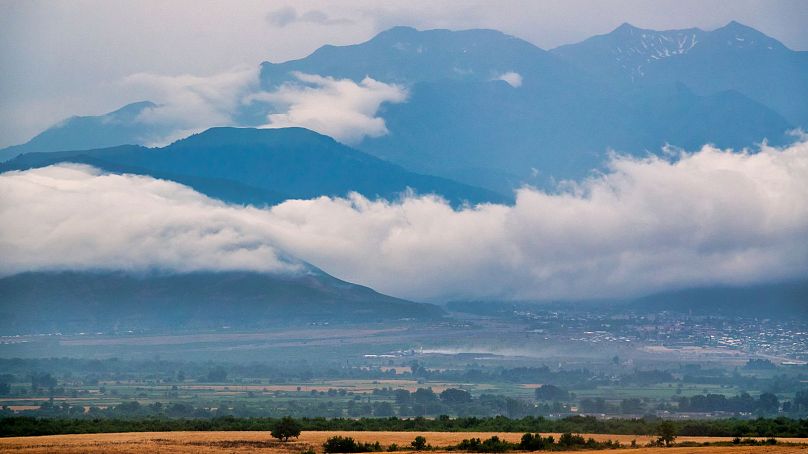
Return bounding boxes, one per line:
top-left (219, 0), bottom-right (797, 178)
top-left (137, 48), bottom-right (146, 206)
top-left (0, 165), bottom-right (299, 276)
top-left (2, 141), bottom-right (807, 302)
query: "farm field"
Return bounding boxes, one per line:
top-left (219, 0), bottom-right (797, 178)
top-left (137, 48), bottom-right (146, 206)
top-left (0, 377), bottom-right (779, 419)
top-left (0, 377), bottom-right (518, 417)
top-left (1, 431), bottom-right (806, 454)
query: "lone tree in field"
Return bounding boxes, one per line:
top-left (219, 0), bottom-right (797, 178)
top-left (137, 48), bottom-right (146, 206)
top-left (656, 421), bottom-right (677, 446)
top-left (411, 436), bottom-right (428, 450)
top-left (271, 416), bottom-right (302, 442)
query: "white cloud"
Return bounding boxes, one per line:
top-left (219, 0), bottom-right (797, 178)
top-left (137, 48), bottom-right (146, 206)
top-left (107, 69), bottom-right (406, 147)
top-left (120, 67), bottom-right (260, 146)
top-left (0, 164), bottom-right (299, 276)
top-left (263, 141), bottom-right (808, 301)
top-left (2, 67), bottom-right (405, 150)
top-left (248, 72), bottom-right (407, 144)
top-left (2, 140), bottom-right (808, 302)
top-left (267, 6), bottom-right (354, 28)
top-left (494, 71), bottom-right (523, 87)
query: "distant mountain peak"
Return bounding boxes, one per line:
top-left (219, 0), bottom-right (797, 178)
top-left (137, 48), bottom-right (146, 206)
top-left (721, 20), bottom-right (755, 31)
top-left (552, 21), bottom-right (789, 81)
top-left (374, 25), bottom-right (510, 39)
top-left (171, 126), bottom-right (336, 148)
top-left (259, 23), bottom-right (552, 90)
top-left (612, 22), bottom-right (641, 33)
top-left (710, 20), bottom-right (786, 51)
top-left (375, 25), bottom-right (419, 38)
top-left (55, 101), bottom-right (156, 127)
top-left (0, 101), bottom-right (161, 161)
top-left (112, 100), bottom-right (157, 114)
top-left (595, 25), bottom-right (704, 78)
top-left (99, 101), bottom-right (157, 123)
top-left (366, 26), bottom-right (519, 54)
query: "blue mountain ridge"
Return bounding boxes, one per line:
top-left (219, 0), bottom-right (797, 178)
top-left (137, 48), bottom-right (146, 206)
top-left (0, 101), bottom-right (168, 162)
top-left (0, 269), bottom-right (444, 334)
top-left (1, 22), bottom-right (799, 194)
top-left (0, 126), bottom-right (509, 206)
top-left (551, 21), bottom-right (808, 126)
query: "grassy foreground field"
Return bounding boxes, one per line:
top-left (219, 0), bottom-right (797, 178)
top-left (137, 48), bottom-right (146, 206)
top-left (1, 431), bottom-right (806, 454)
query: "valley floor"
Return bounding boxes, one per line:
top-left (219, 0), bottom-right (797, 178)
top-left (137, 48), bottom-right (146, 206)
top-left (1, 431), bottom-right (806, 454)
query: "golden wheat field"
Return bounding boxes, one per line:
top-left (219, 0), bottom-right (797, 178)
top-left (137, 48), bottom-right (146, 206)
top-left (0, 431), bottom-right (806, 454)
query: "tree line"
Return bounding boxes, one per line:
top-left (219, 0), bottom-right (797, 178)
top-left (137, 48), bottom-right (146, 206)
top-left (1, 414), bottom-right (806, 438)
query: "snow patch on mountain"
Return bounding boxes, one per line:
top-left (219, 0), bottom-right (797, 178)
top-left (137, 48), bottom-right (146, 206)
top-left (494, 71), bottom-right (522, 87)
top-left (608, 24), bottom-right (704, 79)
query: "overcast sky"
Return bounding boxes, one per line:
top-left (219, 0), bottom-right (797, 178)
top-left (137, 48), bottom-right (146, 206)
top-left (1, 0), bottom-right (806, 148)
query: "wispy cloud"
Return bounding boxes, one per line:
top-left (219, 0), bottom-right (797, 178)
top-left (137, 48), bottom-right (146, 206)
top-left (2, 140), bottom-right (807, 302)
top-left (248, 72), bottom-right (407, 144)
top-left (266, 6), bottom-right (354, 28)
top-left (102, 69), bottom-right (407, 146)
top-left (120, 67), bottom-right (260, 145)
top-left (494, 71), bottom-right (523, 87)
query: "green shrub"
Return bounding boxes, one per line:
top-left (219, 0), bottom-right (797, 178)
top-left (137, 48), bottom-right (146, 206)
top-left (456, 436), bottom-right (516, 452)
top-left (411, 435), bottom-right (428, 450)
top-left (558, 432), bottom-right (586, 447)
top-left (323, 436), bottom-right (383, 453)
top-left (270, 416), bottom-right (301, 441)
top-left (519, 433), bottom-right (553, 450)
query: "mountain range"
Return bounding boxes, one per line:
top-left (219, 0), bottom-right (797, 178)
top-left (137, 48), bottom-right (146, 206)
top-left (2, 21), bottom-right (803, 192)
top-left (445, 280), bottom-right (808, 319)
top-left (0, 126), bottom-right (506, 206)
top-left (630, 280), bottom-right (808, 318)
top-left (330, 23), bottom-right (799, 190)
top-left (1, 21), bottom-right (805, 330)
top-left (552, 21), bottom-right (808, 126)
top-left (0, 102), bottom-right (167, 163)
top-left (0, 270), bottom-right (443, 334)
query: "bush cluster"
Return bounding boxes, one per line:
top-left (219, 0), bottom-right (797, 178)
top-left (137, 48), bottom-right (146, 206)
top-left (452, 433), bottom-right (625, 452)
top-left (323, 436), bottom-right (383, 453)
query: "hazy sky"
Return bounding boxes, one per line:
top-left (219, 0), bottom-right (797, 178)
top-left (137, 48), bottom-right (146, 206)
top-left (1, 0), bottom-right (807, 148)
